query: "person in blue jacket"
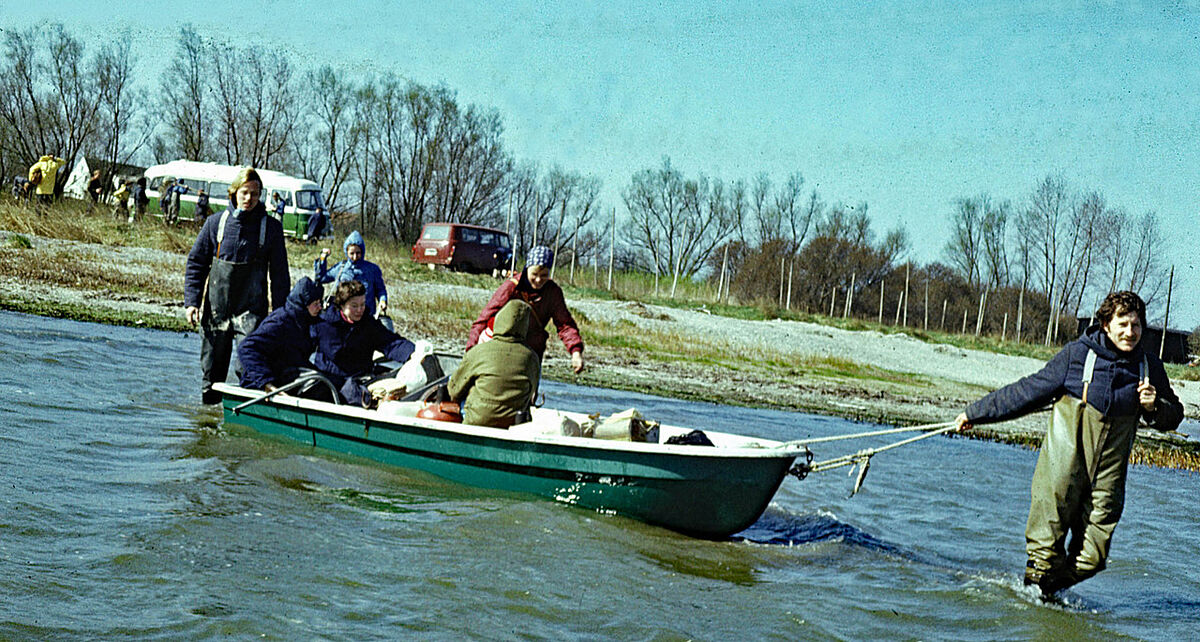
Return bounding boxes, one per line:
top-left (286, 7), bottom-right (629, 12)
top-left (314, 230), bottom-right (388, 317)
top-left (956, 291), bottom-right (1183, 597)
top-left (184, 167), bottom-right (290, 405)
top-left (237, 277), bottom-right (324, 392)
top-left (311, 279), bottom-right (414, 406)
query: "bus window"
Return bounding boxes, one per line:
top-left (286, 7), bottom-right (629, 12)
top-left (148, 176), bottom-right (163, 191)
top-left (210, 182), bottom-right (230, 199)
top-left (296, 190), bottom-right (324, 210)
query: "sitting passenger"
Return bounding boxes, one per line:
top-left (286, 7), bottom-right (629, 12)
top-left (312, 279), bottom-right (415, 406)
top-left (237, 277), bottom-right (324, 392)
top-left (448, 300), bottom-right (540, 428)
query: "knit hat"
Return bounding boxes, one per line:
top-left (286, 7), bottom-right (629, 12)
top-left (526, 245), bottom-right (554, 269)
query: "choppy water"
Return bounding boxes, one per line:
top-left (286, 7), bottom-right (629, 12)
top-left (2, 310), bottom-right (1198, 640)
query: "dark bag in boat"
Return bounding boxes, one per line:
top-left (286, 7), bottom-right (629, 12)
top-left (665, 430), bottom-right (714, 447)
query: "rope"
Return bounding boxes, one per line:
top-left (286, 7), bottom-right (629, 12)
top-left (786, 421), bottom-right (959, 495)
top-left (778, 420), bottom-right (956, 448)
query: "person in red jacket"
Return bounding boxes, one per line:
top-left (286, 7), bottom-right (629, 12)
top-left (466, 245), bottom-right (584, 373)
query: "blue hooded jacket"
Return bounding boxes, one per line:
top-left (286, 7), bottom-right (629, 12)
top-left (237, 277), bottom-right (324, 390)
top-left (966, 325), bottom-right (1183, 430)
top-left (310, 303), bottom-right (414, 389)
top-left (313, 230), bottom-right (388, 317)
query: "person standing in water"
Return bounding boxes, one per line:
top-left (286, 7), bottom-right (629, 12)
top-left (956, 291), bottom-right (1182, 597)
top-left (184, 167), bottom-right (290, 405)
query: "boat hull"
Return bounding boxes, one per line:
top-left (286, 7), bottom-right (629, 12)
top-left (218, 386), bottom-right (798, 538)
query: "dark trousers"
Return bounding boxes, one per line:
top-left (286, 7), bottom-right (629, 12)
top-left (200, 325), bottom-right (252, 392)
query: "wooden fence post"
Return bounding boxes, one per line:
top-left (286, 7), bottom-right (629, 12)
top-left (923, 279), bottom-right (929, 331)
top-left (974, 288), bottom-right (988, 336)
top-left (878, 279), bottom-right (885, 324)
top-left (607, 207), bottom-right (615, 291)
top-left (845, 272), bottom-right (856, 318)
top-left (829, 286), bottom-right (837, 317)
top-left (1161, 265), bottom-right (1174, 359)
top-left (786, 258), bottom-right (794, 310)
top-left (1002, 312), bottom-right (1008, 342)
top-left (941, 298), bottom-right (948, 330)
top-left (961, 308), bottom-right (968, 334)
top-left (902, 264), bottom-right (910, 327)
top-left (1016, 285), bottom-right (1024, 343)
top-left (717, 245), bottom-right (728, 304)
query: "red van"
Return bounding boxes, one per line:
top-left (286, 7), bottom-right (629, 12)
top-left (412, 223), bottom-right (513, 274)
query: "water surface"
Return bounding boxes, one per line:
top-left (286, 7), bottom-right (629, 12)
top-left (2, 310), bottom-right (1197, 639)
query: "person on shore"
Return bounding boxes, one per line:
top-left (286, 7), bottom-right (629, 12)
top-left (449, 299), bottom-right (540, 428)
top-left (112, 180), bottom-right (130, 219)
top-left (129, 177), bottom-right (149, 223)
top-left (271, 192), bottom-right (286, 220)
top-left (311, 279), bottom-right (416, 406)
top-left (195, 188), bottom-right (210, 223)
top-left (28, 155), bottom-right (66, 210)
top-left (466, 245), bottom-right (584, 374)
top-left (304, 206), bottom-right (327, 243)
top-left (12, 176), bottom-right (32, 202)
top-left (314, 230), bottom-right (388, 318)
top-left (237, 276), bottom-right (324, 393)
top-left (955, 291), bottom-right (1183, 597)
top-left (86, 169), bottom-right (103, 212)
top-left (184, 167), bottom-right (290, 405)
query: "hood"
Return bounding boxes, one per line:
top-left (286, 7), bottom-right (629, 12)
top-left (1081, 324), bottom-right (1143, 361)
top-left (343, 230), bottom-right (365, 260)
top-left (492, 300), bottom-right (531, 343)
top-left (285, 276), bottom-right (323, 312)
top-left (39, 155), bottom-right (53, 162)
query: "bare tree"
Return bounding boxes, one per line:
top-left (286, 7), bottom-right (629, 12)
top-left (93, 35), bottom-right (150, 193)
top-left (622, 158), bottom-right (738, 278)
top-left (1018, 174), bottom-right (1072, 343)
top-left (158, 26), bottom-right (209, 161)
top-left (944, 195), bottom-right (986, 287)
top-left (293, 66), bottom-right (360, 210)
top-left (981, 198), bottom-right (1011, 288)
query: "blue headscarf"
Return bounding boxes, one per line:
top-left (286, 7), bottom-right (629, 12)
top-left (526, 245), bottom-right (554, 269)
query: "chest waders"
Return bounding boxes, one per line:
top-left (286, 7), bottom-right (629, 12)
top-left (199, 211), bottom-right (270, 398)
top-left (1025, 350), bottom-right (1146, 594)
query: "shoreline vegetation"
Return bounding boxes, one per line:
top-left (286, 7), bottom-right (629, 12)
top-left (3, 201), bottom-right (1198, 471)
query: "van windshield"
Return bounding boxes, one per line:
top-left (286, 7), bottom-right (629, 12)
top-left (296, 190), bottom-right (324, 210)
top-left (422, 225), bottom-right (451, 241)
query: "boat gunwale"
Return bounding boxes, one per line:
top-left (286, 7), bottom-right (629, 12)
top-left (213, 383), bottom-right (807, 460)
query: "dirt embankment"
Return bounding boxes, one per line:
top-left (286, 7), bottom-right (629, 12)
top-left (3, 230), bottom-right (1198, 467)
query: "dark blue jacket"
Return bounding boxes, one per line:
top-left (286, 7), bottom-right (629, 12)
top-left (183, 202), bottom-right (290, 309)
top-left (967, 326), bottom-right (1183, 429)
top-left (237, 278), bottom-right (324, 390)
top-left (311, 304), bottom-right (415, 386)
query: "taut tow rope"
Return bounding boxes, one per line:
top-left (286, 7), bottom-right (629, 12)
top-left (782, 421), bottom-right (959, 496)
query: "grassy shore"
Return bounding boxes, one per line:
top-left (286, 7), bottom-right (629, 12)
top-left (3, 199), bottom-right (1198, 471)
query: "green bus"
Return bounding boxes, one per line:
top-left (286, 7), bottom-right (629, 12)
top-left (144, 160), bottom-right (328, 238)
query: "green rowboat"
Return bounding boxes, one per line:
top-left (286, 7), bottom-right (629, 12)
top-left (214, 382), bottom-right (806, 538)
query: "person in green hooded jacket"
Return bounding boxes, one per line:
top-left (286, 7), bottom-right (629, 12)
top-left (448, 299), bottom-right (540, 428)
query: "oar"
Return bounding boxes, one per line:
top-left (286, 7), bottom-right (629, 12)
top-left (233, 374), bottom-right (323, 414)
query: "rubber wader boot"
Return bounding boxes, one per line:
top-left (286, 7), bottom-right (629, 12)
top-left (1024, 395), bottom-right (1138, 597)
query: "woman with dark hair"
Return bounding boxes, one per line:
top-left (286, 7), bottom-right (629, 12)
top-left (311, 279), bottom-right (417, 406)
top-left (184, 167), bottom-right (290, 404)
top-left (956, 290), bottom-right (1183, 597)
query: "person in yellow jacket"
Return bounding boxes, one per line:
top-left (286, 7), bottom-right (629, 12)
top-left (28, 155), bottom-right (66, 208)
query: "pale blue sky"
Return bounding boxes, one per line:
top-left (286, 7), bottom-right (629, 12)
top-left (8, 1), bottom-right (1200, 326)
